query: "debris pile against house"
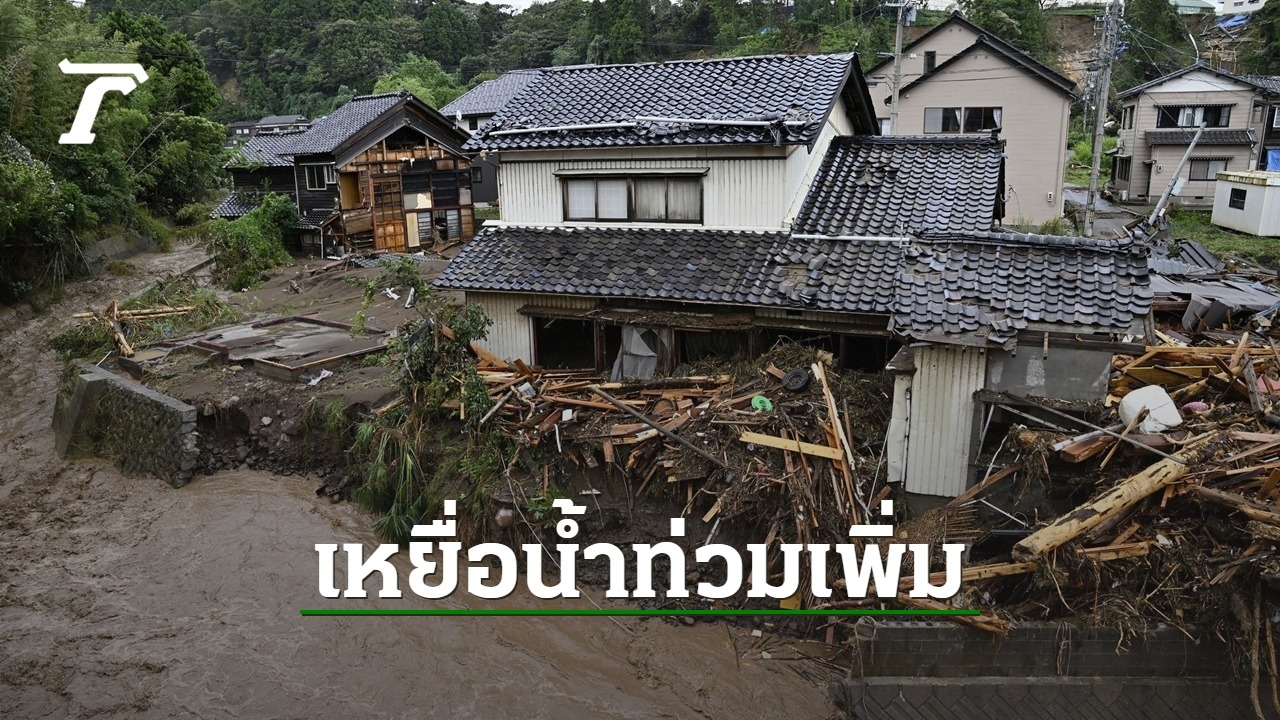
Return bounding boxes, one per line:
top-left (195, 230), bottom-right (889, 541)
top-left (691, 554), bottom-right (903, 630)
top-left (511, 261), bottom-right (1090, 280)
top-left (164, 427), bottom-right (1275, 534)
top-left (467, 344), bottom-right (892, 534)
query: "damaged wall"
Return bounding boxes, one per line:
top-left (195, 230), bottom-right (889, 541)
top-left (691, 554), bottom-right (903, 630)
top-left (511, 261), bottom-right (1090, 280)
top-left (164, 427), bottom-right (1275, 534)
top-left (985, 345), bottom-right (1111, 402)
top-left (468, 291), bottom-right (597, 362)
top-left (53, 362), bottom-right (199, 488)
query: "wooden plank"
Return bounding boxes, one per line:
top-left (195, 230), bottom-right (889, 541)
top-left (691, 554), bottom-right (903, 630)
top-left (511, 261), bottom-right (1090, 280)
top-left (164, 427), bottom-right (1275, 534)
top-left (739, 431), bottom-right (845, 461)
top-left (948, 463), bottom-right (1023, 507)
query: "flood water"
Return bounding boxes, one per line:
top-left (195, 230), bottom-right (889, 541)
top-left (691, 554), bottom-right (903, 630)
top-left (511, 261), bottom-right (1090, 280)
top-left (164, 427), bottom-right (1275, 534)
top-left (0, 248), bottom-right (835, 719)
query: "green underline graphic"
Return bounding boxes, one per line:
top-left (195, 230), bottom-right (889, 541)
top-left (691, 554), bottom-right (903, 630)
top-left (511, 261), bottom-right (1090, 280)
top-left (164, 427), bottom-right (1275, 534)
top-left (300, 608), bottom-right (979, 617)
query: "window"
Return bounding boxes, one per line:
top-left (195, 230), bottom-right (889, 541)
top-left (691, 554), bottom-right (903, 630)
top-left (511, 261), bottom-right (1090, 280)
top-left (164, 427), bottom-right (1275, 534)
top-left (304, 164), bottom-right (334, 190)
top-left (1115, 157), bottom-right (1131, 182)
top-left (1156, 105), bottom-right (1231, 128)
top-left (879, 118), bottom-right (891, 134)
top-left (1189, 158), bottom-right (1228, 180)
top-left (471, 166), bottom-right (483, 184)
top-left (1229, 188), bottom-right (1247, 209)
top-left (923, 51), bottom-right (937, 73)
top-left (562, 176), bottom-right (702, 223)
top-left (924, 107), bottom-right (961, 133)
top-left (468, 117), bottom-right (479, 131)
top-left (963, 107), bottom-right (1002, 132)
top-left (1273, 108), bottom-right (1280, 128)
top-left (1121, 106), bottom-right (1134, 130)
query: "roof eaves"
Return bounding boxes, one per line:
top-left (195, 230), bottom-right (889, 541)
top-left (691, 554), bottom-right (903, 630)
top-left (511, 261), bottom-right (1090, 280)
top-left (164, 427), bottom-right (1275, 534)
top-left (895, 36), bottom-right (1076, 100)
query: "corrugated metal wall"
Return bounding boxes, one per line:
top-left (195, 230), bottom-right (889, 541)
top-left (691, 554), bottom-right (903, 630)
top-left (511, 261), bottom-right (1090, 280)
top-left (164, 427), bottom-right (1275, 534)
top-left (498, 157), bottom-right (790, 229)
top-left (904, 345), bottom-right (987, 497)
top-left (465, 292), bottom-right (595, 363)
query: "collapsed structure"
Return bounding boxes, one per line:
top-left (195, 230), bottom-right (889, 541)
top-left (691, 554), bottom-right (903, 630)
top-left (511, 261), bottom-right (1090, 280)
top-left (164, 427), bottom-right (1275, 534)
top-left (215, 91), bottom-right (479, 254)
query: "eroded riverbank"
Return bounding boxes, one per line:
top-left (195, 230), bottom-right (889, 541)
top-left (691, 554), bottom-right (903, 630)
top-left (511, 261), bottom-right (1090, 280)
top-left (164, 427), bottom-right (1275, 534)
top-left (0, 245), bottom-right (834, 719)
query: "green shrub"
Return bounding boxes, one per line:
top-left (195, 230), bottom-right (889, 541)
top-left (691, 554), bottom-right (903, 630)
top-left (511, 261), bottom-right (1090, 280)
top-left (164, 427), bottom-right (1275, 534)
top-left (208, 193), bottom-right (295, 290)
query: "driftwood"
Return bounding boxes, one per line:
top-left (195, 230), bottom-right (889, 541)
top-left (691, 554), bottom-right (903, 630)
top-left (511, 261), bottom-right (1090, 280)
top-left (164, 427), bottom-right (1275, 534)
top-left (1013, 434), bottom-right (1220, 560)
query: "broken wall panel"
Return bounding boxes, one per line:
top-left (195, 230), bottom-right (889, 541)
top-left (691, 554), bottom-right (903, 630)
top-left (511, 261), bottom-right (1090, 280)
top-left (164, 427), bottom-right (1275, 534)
top-left (985, 345), bottom-right (1111, 402)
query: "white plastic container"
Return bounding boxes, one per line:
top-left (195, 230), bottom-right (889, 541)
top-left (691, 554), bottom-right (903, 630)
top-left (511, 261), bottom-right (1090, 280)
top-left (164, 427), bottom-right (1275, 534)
top-left (1119, 385), bottom-right (1183, 434)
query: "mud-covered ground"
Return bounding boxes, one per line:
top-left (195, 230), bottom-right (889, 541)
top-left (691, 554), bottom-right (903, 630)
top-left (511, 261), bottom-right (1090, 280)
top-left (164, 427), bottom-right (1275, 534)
top-left (0, 244), bottom-right (838, 719)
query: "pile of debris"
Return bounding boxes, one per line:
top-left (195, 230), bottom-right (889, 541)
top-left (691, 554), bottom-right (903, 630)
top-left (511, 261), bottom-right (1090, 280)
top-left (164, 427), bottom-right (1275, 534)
top-left (949, 331), bottom-right (1280, 713)
top-left (461, 343), bottom-right (897, 604)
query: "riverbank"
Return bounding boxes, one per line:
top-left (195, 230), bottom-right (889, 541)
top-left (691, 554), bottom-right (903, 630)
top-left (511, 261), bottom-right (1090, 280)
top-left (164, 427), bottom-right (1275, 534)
top-left (0, 243), bottom-right (836, 719)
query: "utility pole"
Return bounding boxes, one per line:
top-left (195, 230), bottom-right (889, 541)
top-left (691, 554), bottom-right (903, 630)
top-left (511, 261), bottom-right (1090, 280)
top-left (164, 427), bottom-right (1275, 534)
top-left (1083, 0), bottom-right (1122, 237)
top-left (888, 1), bottom-right (913, 135)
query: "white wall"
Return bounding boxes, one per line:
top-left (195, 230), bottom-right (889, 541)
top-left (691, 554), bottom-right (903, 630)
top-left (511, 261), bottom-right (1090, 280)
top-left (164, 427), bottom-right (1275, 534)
top-left (466, 291), bottom-right (596, 363)
top-left (1212, 176), bottom-right (1280, 236)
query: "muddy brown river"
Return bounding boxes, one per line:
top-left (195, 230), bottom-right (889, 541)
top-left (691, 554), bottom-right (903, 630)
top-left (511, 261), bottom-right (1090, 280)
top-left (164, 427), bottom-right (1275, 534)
top-left (0, 246), bottom-right (835, 718)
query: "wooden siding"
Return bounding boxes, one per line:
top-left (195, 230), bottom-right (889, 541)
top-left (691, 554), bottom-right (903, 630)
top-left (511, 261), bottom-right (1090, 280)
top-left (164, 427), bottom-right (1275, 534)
top-left (904, 345), bottom-right (986, 497)
top-left (293, 164), bottom-right (339, 215)
top-left (231, 167), bottom-right (295, 197)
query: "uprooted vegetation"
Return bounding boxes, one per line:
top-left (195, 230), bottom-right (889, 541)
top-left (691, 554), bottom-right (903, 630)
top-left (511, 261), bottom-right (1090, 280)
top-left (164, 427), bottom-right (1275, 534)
top-left (48, 276), bottom-right (240, 361)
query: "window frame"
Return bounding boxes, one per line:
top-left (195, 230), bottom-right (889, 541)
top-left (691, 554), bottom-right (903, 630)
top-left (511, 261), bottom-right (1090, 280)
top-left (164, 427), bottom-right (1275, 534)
top-left (962, 106), bottom-right (1002, 133)
top-left (923, 51), bottom-right (937, 73)
top-left (560, 175), bottom-right (703, 224)
top-left (924, 107), bottom-right (962, 134)
top-left (1188, 158), bottom-right (1229, 181)
top-left (1273, 108), bottom-right (1280, 129)
top-left (1229, 187), bottom-right (1247, 210)
top-left (303, 164), bottom-right (334, 191)
top-left (1115, 157), bottom-right (1131, 182)
top-left (1157, 105), bottom-right (1231, 129)
top-left (1121, 106), bottom-right (1134, 130)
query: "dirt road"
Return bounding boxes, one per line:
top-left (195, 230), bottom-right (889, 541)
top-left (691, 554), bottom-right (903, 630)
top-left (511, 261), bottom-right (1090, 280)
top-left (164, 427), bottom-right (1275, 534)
top-left (0, 245), bottom-right (835, 719)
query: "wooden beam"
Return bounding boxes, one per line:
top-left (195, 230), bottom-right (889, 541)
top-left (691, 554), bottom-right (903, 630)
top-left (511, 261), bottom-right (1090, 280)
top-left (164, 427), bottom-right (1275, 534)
top-left (739, 431), bottom-right (845, 461)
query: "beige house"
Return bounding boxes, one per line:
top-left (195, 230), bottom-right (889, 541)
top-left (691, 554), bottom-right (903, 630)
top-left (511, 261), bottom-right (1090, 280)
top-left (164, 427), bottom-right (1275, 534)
top-left (865, 13), bottom-right (1076, 225)
top-left (1114, 65), bottom-right (1280, 205)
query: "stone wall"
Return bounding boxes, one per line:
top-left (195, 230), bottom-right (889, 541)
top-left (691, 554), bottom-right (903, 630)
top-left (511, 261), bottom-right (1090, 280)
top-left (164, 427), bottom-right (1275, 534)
top-left (53, 362), bottom-right (199, 487)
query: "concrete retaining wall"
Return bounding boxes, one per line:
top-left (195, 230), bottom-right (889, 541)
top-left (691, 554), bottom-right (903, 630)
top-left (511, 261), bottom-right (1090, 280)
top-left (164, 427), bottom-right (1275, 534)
top-left (53, 362), bottom-right (199, 487)
top-left (828, 620), bottom-right (1271, 719)
top-left (845, 620), bottom-right (1234, 679)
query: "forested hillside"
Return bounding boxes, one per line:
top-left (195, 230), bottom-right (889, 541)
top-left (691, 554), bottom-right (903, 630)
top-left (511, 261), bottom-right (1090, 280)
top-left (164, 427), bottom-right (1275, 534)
top-left (1, 1), bottom-right (225, 302)
top-left (4, 0), bottom-right (1279, 305)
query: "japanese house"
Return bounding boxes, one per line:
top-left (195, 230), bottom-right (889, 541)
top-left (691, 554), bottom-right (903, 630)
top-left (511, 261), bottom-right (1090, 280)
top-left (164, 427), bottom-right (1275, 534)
top-left (1113, 64), bottom-right (1280, 204)
top-left (281, 91), bottom-right (478, 253)
top-left (863, 12), bottom-right (1077, 225)
top-left (440, 70), bottom-right (544, 205)
top-left (212, 91), bottom-right (478, 254)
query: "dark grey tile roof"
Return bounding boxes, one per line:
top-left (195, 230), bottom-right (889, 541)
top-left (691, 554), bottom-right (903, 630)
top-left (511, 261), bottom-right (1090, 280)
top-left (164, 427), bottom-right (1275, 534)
top-left (792, 136), bottom-right (1004, 238)
top-left (435, 225), bottom-right (793, 304)
top-left (465, 54), bottom-right (857, 152)
top-left (227, 130), bottom-right (304, 168)
top-left (258, 114), bottom-right (308, 125)
top-left (282, 92), bottom-right (408, 156)
top-left (210, 193), bottom-right (264, 219)
top-left (1145, 129), bottom-right (1256, 145)
top-left (895, 232), bottom-right (1152, 345)
top-left (435, 225), bottom-right (1152, 345)
top-left (296, 209), bottom-right (337, 230)
top-left (1243, 75), bottom-right (1280, 94)
top-left (441, 71), bottom-right (543, 118)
